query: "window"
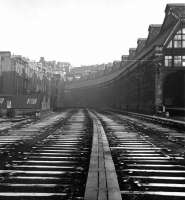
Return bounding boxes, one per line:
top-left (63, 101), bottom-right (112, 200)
top-left (167, 27), bottom-right (185, 48)
top-left (165, 56), bottom-right (172, 67)
top-left (174, 40), bottom-right (181, 48)
top-left (164, 55), bottom-right (185, 67)
top-left (167, 41), bottom-right (172, 48)
top-left (183, 36), bottom-right (185, 47)
top-left (182, 56), bottom-right (185, 67)
top-left (174, 56), bottom-right (181, 66)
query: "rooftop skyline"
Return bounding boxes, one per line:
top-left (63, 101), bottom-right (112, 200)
top-left (0, 0), bottom-right (182, 67)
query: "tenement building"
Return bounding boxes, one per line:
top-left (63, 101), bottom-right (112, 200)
top-left (0, 52), bottom-right (66, 116)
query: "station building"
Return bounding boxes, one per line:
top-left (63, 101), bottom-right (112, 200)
top-left (64, 4), bottom-right (185, 116)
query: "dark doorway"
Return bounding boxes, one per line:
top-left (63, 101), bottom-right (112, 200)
top-left (163, 71), bottom-right (185, 115)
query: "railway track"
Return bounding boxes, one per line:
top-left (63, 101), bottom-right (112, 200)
top-left (1, 108), bottom-right (185, 200)
top-left (0, 109), bottom-right (92, 200)
top-left (110, 110), bottom-right (185, 129)
top-left (0, 116), bottom-right (35, 133)
top-left (95, 111), bottom-right (185, 200)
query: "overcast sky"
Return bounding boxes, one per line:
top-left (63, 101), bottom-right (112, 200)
top-left (0, 0), bottom-right (182, 66)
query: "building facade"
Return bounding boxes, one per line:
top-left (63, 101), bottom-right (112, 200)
top-left (0, 53), bottom-right (66, 116)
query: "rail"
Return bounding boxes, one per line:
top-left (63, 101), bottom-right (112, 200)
top-left (85, 111), bottom-right (122, 200)
top-left (109, 109), bottom-right (185, 129)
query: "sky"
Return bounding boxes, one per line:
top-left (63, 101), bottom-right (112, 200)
top-left (0, 0), bottom-right (183, 67)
